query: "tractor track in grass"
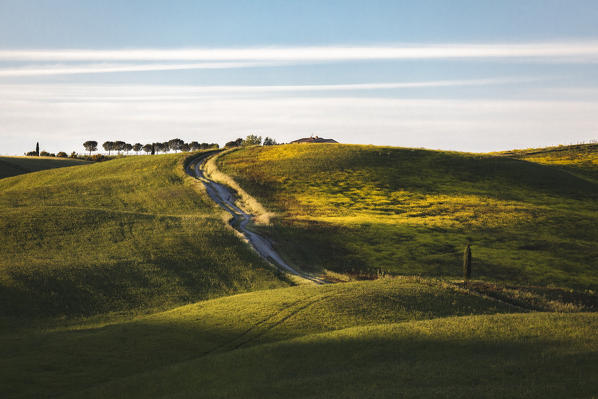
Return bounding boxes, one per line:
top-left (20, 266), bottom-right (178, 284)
top-left (186, 152), bottom-right (326, 285)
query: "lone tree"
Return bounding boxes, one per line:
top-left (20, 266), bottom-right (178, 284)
top-left (36, 142), bottom-right (40, 156)
top-left (463, 244), bottom-right (472, 282)
top-left (83, 140), bottom-right (98, 156)
top-left (103, 141), bottom-right (115, 155)
top-left (133, 143), bottom-right (143, 154)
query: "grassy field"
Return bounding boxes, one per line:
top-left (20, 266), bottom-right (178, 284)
top-left (2, 145), bottom-right (597, 398)
top-left (76, 313), bottom-right (598, 399)
top-left (0, 156), bottom-right (90, 179)
top-left (218, 144), bottom-right (598, 289)
top-left (497, 143), bottom-right (598, 182)
top-left (0, 153), bottom-right (286, 324)
top-left (2, 276), bottom-right (596, 398)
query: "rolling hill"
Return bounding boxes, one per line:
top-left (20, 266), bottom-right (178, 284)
top-left (3, 277), bottom-right (596, 398)
top-left (0, 156), bottom-right (91, 179)
top-left (218, 144), bottom-right (598, 289)
top-left (0, 153), bottom-right (286, 324)
top-left (1, 145), bottom-right (597, 398)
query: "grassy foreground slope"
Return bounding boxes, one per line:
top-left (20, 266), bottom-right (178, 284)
top-left (0, 153), bottom-right (285, 322)
top-left (0, 156), bottom-right (90, 179)
top-left (219, 144), bottom-right (598, 288)
top-left (78, 313), bottom-right (598, 399)
top-left (4, 276), bottom-right (590, 398)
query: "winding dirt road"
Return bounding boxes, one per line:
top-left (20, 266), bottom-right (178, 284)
top-left (187, 152), bottom-right (325, 284)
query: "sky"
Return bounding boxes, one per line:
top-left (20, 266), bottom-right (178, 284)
top-left (1, 0), bottom-right (598, 154)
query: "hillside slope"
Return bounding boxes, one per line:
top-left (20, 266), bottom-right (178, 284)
top-left (0, 153), bottom-right (286, 323)
top-left (0, 156), bottom-right (90, 179)
top-left (218, 144), bottom-right (598, 288)
top-left (498, 143), bottom-right (598, 182)
top-left (76, 313), bottom-right (598, 399)
top-left (0, 276), bottom-right (567, 398)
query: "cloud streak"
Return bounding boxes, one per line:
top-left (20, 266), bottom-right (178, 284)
top-left (0, 77), bottom-right (538, 97)
top-left (0, 61), bottom-right (286, 76)
top-left (1, 42), bottom-right (598, 63)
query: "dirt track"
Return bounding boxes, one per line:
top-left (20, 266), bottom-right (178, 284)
top-left (187, 152), bottom-right (325, 284)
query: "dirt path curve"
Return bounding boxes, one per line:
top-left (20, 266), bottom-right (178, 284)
top-left (186, 152), bottom-right (326, 285)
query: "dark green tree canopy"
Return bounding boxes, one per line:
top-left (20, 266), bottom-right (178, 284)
top-left (83, 140), bottom-right (98, 155)
top-left (243, 134), bottom-right (262, 146)
top-left (168, 138), bottom-right (185, 152)
top-left (263, 137), bottom-right (278, 146)
top-left (102, 141), bottom-right (115, 155)
top-left (189, 141), bottom-right (200, 151)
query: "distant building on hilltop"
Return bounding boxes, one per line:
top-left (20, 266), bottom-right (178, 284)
top-left (290, 136), bottom-right (338, 144)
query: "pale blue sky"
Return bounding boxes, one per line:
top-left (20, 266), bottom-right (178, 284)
top-left (1, 0), bottom-right (597, 154)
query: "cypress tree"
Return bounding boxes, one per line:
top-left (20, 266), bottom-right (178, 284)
top-left (36, 142), bottom-right (39, 156)
top-left (151, 143), bottom-right (155, 155)
top-left (463, 243), bottom-right (472, 281)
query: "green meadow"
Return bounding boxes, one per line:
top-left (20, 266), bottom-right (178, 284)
top-left (218, 144), bottom-right (598, 289)
top-left (0, 153), bottom-right (285, 324)
top-left (3, 277), bottom-right (597, 398)
top-left (1, 145), bottom-right (597, 398)
top-left (0, 156), bottom-right (91, 179)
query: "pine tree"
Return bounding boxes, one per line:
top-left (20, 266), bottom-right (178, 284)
top-left (463, 244), bottom-right (472, 282)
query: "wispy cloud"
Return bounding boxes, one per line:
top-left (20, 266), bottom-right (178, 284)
top-left (0, 77), bottom-right (537, 97)
top-left (0, 61), bottom-right (285, 76)
top-left (1, 42), bottom-right (598, 63)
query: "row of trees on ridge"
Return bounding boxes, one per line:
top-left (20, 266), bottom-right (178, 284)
top-left (82, 139), bottom-right (219, 156)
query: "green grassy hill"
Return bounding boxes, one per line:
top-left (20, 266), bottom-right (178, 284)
top-left (0, 153), bottom-right (286, 323)
top-left (1, 146), bottom-right (597, 398)
top-left (0, 156), bottom-right (90, 179)
top-left (3, 277), bottom-right (596, 398)
top-left (77, 313), bottom-right (598, 399)
top-left (218, 144), bottom-right (598, 289)
top-left (498, 142), bottom-right (598, 182)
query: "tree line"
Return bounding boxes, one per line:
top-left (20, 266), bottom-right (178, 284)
top-left (26, 135), bottom-right (279, 159)
top-left (82, 139), bottom-right (220, 156)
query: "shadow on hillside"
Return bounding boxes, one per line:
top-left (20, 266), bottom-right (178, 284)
top-left (5, 314), bottom-right (597, 398)
top-left (255, 216), bottom-right (598, 290)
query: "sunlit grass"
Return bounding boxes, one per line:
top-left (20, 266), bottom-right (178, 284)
top-left (73, 312), bottom-right (598, 399)
top-left (0, 153), bottom-right (286, 323)
top-left (219, 144), bottom-right (598, 288)
top-left (0, 276), bottom-right (566, 398)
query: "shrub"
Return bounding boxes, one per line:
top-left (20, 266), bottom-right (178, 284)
top-left (56, 152), bottom-right (68, 158)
